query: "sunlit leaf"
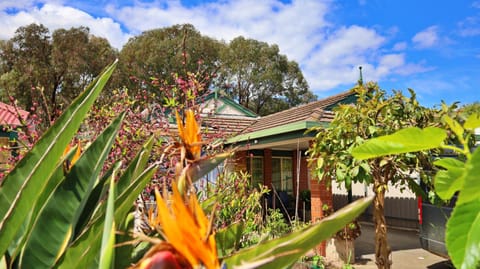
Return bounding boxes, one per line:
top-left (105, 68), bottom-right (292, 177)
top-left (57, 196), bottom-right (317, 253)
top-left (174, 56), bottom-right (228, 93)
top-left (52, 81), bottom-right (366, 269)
top-left (446, 198), bottom-right (480, 269)
top-left (457, 147), bottom-right (480, 205)
top-left (99, 171), bottom-right (117, 269)
top-left (464, 113), bottom-right (480, 130)
top-left (19, 113), bottom-right (124, 269)
top-left (433, 158), bottom-right (465, 200)
top-left (0, 61), bottom-right (117, 256)
top-left (443, 115), bottom-right (464, 141)
top-left (352, 127), bottom-right (447, 160)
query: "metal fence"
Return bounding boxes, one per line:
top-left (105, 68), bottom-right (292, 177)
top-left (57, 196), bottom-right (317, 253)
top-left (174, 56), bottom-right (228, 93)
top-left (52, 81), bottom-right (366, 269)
top-left (333, 194), bottom-right (419, 230)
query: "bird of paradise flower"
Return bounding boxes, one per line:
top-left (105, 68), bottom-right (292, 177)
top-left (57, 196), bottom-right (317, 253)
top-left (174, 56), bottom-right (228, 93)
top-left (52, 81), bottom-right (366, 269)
top-left (131, 109), bottom-right (221, 269)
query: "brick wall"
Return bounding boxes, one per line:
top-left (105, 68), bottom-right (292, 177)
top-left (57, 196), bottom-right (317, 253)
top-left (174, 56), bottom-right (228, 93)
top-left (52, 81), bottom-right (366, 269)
top-left (310, 176), bottom-right (333, 256)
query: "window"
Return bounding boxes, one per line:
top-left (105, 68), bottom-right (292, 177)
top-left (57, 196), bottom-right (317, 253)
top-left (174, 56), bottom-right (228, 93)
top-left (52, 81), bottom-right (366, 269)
top-left (249, 157), bottom-right (264, 187)
top-left (272, 157), bottom-right (293, 194)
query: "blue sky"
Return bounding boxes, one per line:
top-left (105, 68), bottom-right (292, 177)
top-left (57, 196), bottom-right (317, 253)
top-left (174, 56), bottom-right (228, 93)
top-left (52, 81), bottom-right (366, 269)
top-left (1, 0), bottom-right (479, 107)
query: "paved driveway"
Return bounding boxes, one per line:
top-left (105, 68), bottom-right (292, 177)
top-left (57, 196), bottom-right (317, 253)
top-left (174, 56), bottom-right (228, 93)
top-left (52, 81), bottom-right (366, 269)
top-left (352, 223), bottom-right (454, 269)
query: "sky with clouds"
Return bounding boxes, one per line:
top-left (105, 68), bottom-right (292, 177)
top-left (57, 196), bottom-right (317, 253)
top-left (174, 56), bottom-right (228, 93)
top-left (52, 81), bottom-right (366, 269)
top-left (1, 0), bottom-right (479, 107)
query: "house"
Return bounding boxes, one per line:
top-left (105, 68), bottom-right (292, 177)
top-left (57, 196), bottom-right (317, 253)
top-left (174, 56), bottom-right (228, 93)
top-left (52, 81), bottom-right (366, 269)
top-left (0, 102), bottom-right (29, 170)
top-left (225, 90), bottom-right (358, 247)
top-left (198, 91), bottom-right (259, 138)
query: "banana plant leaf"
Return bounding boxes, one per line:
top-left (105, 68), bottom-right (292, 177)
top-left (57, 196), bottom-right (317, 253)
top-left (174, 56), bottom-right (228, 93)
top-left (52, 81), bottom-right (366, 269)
top-left (0, 61), bottom-right (117, 256)
top-left (223, 196), bottom-right (373, 269)
top-left (19, 113), bottom-right (125, 269)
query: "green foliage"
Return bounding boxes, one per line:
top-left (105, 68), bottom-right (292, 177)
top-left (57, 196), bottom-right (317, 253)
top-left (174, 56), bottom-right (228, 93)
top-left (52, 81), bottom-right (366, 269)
top-left (19, 113), bottom-right (124, 268)
top-left (117, 24), bottom-right (222, 99)
top-left (223, 196), bottom-right (373, 269)
top-left (199, 171), bottom-right (269, 247)
top-left (0, 23), bottom-right (117, 129)
top-left (0, 62), bottom-right (158, 268)
top-left (308, 84), bottom-right (437, 191)
top-left (262, 208), bottom-right (291, 239)
top-left (308, 84), bottom-right (439, 268)
top-left (217, 36), bottom-right (315, 115)
top-left (351, 112), bottom-right (480, 269)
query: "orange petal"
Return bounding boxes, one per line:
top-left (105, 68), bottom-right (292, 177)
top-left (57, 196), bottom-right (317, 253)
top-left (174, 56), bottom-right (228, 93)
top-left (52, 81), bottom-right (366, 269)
top-left (71, 141), bottom-right (82, 167)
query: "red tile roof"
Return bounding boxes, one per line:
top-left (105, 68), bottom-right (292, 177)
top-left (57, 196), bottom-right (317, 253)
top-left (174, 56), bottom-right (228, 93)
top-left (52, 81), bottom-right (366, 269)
top-left (0, 102), bottom-right (29, 127)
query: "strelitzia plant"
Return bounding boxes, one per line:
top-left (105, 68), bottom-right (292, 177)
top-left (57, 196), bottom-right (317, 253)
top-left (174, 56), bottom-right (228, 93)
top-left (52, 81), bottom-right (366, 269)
top-left (0, 61), bottom-right (158, 269)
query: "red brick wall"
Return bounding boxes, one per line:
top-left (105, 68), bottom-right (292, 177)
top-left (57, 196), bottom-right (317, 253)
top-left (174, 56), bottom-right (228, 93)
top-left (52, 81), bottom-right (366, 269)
top-left (310, 176), bottom-right (333, 256)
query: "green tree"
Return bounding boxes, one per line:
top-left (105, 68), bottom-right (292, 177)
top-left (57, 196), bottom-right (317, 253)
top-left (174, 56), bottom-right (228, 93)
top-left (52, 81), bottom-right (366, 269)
top-left (117, 24), bottom-right (223, 99)
top-left (459, 101), bottom-right (480, 117)
top-left (217, 36), bottom-right (315, 115)
top-left (307, 83), bottom-right (438, 269)
top-left (352, 113), bottom-right (480, 269)
top-left (0, 24), bottom-right (117, 127)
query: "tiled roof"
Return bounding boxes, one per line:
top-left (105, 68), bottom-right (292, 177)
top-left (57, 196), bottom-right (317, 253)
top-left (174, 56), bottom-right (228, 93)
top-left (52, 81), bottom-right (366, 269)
top-left (202, 116), bottom-right (257, 136)
top-left (0, 102), bottom-right (29, 127)
top-left (244, 89), bottom-right (355, 133)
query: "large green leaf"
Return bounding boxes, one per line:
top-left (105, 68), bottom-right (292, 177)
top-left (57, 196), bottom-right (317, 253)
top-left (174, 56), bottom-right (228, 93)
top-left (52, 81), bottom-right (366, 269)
top-left (99, 169), bottom-right (117, 269)
top-left (216, 222), bottom-right (244, 258)
top-left (56, 164), bottom-right (157, 269)
top-left (457, 147), bottom-right (480, 205)
top-left (0, 61), bottom-right (117, 256)
top-left (433, 158), bottom-right (465, 200)
top-left (223, 196), bottom-right (373, 269)
top-left (464, 113), bottom-right (480, 130)
top-left (351, 127), bottom-right (447, 160)
top-left (7, 154), bottom-right (69, 262)
top-left (19, 113), bottom-right (124, 269)
top-left (90, 137), bottom-right (154, 223)
top-left (114, 212), bottom-right (135, 269)
top-left (446, 198), bottom-right (480, 269)
top-left (74, 161), bottom-right (121, 238)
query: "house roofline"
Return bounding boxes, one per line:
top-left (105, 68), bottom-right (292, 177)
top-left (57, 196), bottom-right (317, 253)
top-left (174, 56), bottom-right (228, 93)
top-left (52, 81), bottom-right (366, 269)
top-left (227, 120), bottom-right (328, 144)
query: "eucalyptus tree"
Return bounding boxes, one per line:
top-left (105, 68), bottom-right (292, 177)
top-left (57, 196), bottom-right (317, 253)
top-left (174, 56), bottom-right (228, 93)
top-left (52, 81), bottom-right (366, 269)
top-left (0, 23), bottom-right (117, 127)
top-left (217, 36), bottom-right (315, 115)
top-left (307, 82), bottom-right (438, 269)
top-left (117, 24), bottom-right (223, 101)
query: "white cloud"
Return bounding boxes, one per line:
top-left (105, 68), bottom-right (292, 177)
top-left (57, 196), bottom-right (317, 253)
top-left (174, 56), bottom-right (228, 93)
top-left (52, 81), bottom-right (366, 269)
top-left (457, 16), bottom-right (480, 37)
top-left (412, 26), bottom-right (439, 49)
top-left (0, 2), bottom-right (130, 48)
top-left (0, 0), bottom-right (433, 94)
top-left (107, 0), bottom-right (329, 62)
top-left (392, 41), bottom-right (407, 51)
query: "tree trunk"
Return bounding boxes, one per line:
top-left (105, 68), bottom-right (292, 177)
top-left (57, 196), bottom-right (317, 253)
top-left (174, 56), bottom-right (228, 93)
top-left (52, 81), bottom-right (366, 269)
top-left (373, 180), bottom-right (392, 269)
